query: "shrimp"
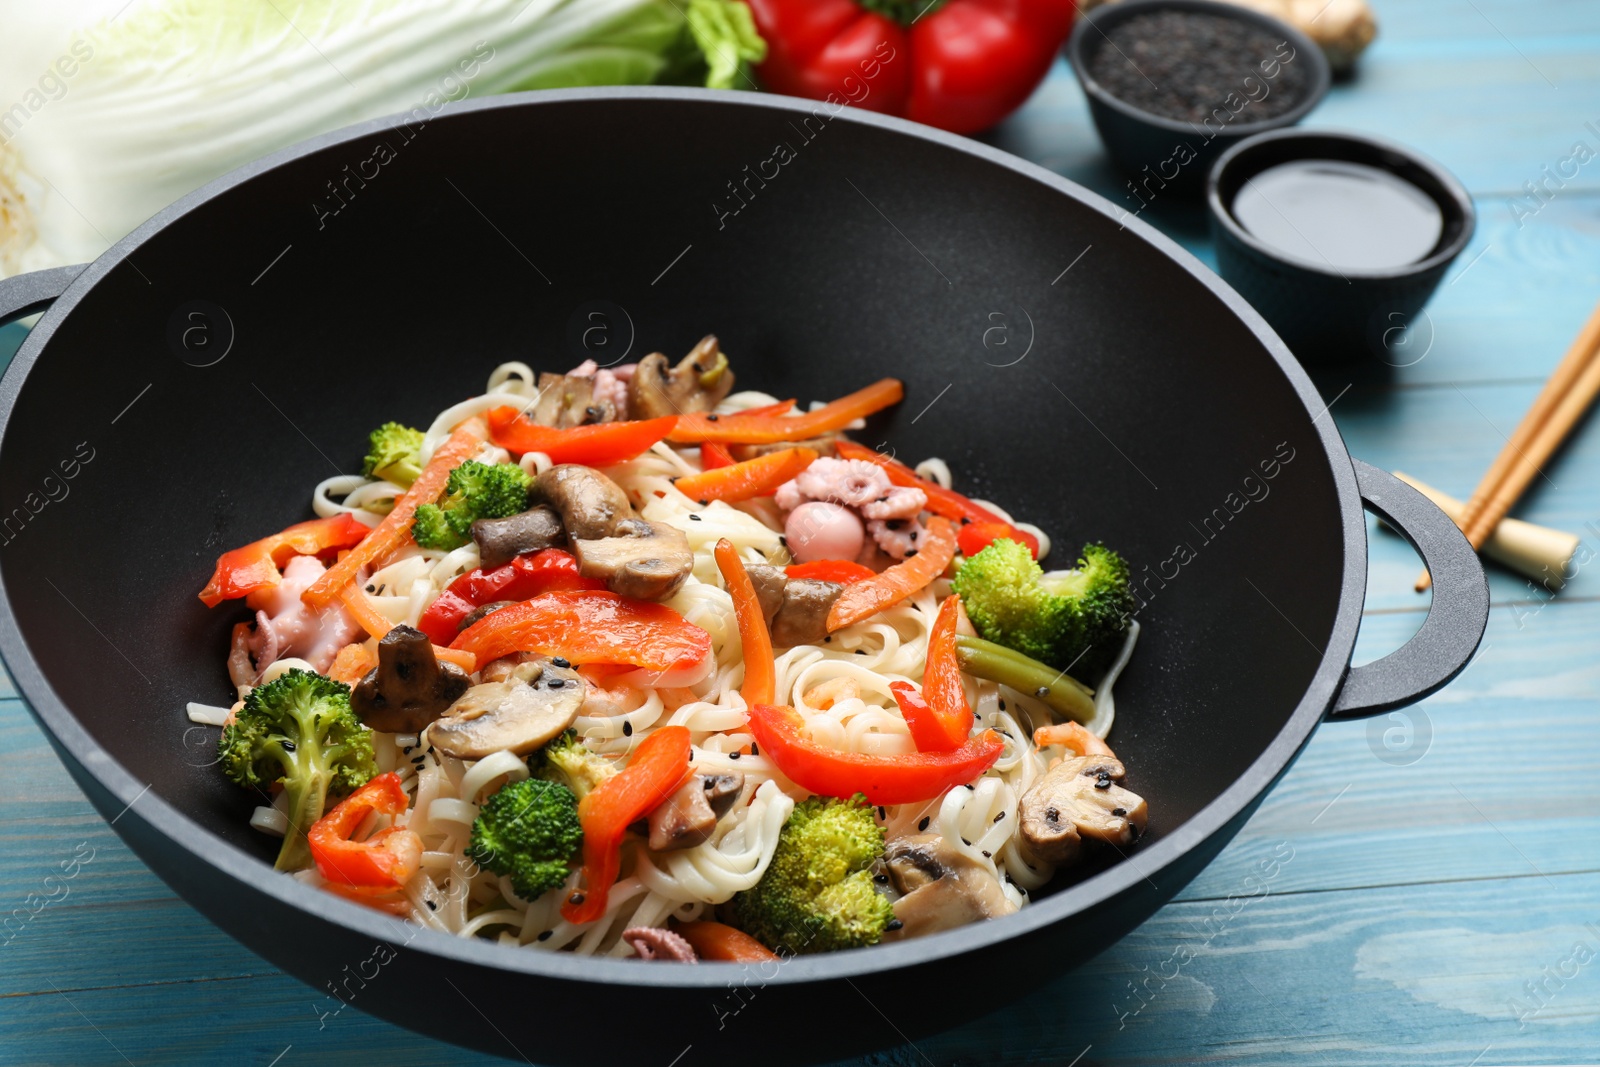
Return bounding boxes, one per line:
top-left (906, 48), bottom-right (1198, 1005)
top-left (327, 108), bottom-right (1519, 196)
top-left (1033, 720), bottom-right (1115, 759)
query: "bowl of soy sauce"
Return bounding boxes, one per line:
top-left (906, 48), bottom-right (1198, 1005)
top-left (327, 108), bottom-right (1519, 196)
top-left (1207, 128), bottom-right (1476, 364)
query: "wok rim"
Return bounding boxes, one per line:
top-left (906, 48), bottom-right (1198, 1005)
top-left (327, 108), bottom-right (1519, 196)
top-left (0, 86), bottom-right (1365, 989)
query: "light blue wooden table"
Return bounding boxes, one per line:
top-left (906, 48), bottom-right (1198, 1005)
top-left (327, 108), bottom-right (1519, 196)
top-left (4, 1), bottom-right (1600, 1062)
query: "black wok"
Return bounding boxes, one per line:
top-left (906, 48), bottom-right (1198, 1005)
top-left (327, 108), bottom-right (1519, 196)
top-left (0, 88), bottom-right (1486, 1065)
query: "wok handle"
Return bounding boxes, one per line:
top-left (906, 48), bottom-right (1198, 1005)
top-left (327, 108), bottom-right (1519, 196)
top-left (1329, 460), bottom-right (1489, 719)
top-left (0, 265), bottom-right (86, 327)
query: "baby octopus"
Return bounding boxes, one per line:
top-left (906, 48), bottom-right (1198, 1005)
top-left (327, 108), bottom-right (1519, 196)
top-left (776, 457), bottom-right (929, 561)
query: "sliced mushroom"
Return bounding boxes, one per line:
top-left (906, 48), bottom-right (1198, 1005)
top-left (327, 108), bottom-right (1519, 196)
top-left (878, 834), bottom-right (1017, 941)
top-left (537, 464), bottom-right (633, 540)
top-left (428, 658), bottom-right (584, 760)
top-left (646, 772), bottom-right (744, 852)
top-left (771, 579), bottom-right (844, 647)
top-left (351, 625), bottom-right (470, 733)
top-left (1016, 755), bottom-right (1148, 869)
top-left (740, 564), bottom-right (843, 648)
top-left (574, 517), bottom-right (694, 601)
top-left (745, 563), bottom-right (789, 622)
top-left (628, 335), bottom-right (735, 419)
top-left (472, 504), bottom-right (565, 568)
top-left (479, 651), bottom-right (542, 684)
top-left (530, 372), bottom-right (616, 427)
top-left (458, 600), bottom-right (517, 632)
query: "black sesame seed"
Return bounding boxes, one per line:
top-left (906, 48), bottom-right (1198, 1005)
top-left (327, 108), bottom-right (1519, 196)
top-left (886, 520), bottom-right (906, 531)
top-left (623, 722), bottom-right (633, 737)
top-left (994, 811), bottom-right (1006, 823)
top-left (411, 755), bottom-right (426, 765)
top-left (877, 807), bottom-right (887, 821)
top-left (568, 892), bottom-right (586, 906)
top-left (730, 751), bottom-right (741, 760)
top-left (282, 740), bottom-right (296, 752)
top-left (699, 500), bottom-right (709, 507)
top-left (965, 783), bottom-right (976, 790)
top-left (365, 584), bottom-right (376, 593)
top-left (824, 635), bottom-right (832, 643)
top-left (874, 873), bottom-right (889, 884)
top-left (982, 850), bottom-right (992, 858)
top-left (425, 900), bottom-right (438, 911)
top-left (537, 930), bottom-right (552, 941)
top-left (962, 838), bottom-right (973, 846)
top-left (909, 531), bottom-right (918, 543)
top-left (707, 413), bottom-right (719, 421)
top-left (904, 549), bottom-right (918, 558)
top-left (689, 513), bottom-right (702, 521)
top-left (998, 699), bottom-right (1006, 711)
top-left (546, 678), bottom-right (565, 688)
top-left (1112, 807), bottom-right (1127, 817)
top-left (750, 743), bottom-right (759, 756)
top-left (551, 657), bottom-right (571, 669)
top-left (886, 919), bottom-right (903, 931)
top-left (918, 817), bottom-right (931, 831)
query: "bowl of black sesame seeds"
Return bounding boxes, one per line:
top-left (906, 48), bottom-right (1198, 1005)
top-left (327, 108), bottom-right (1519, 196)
top-left (1067, 0), bottom-right (1330, 197)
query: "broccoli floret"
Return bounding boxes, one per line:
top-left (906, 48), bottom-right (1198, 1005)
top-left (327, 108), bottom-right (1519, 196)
top-left (729, 794), bottom-right (893, 955)
top-left (362, 422), bottom-right (425, 488)
top-left (952, 539), bottom-right (1135, 681)
top-left (411, 460), bottom-right (532, 550)
top-left (218, 669), bottom-right (376, 871)
top-left (530, 729), bottom-right (618, 800)
top-left (467, 777), bottom-right (583, 901)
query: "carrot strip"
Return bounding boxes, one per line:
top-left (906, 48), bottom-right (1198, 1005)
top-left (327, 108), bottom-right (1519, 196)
top-left (675, 447), bottom-right (818, 504)
top-left (339, 584), bottom-right (392, 640)
top-left (714, 539), bottom-right (775, 707)
top-left (339, 583), bottom-right (476, 674)
top-left (303, 420), bottom-right (487, 610)
top-left (667, 379), bottom-right (903, 444)
top-left (672, 920), bottom-right (779, 961)
top-left (827, 516), bottom-right (957, 631)
top-left (328, 643), bottom-right (375, 685)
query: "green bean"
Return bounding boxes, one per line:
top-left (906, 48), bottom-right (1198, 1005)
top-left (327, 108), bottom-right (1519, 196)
top-left (954, 635), bottom-right (1095, 724)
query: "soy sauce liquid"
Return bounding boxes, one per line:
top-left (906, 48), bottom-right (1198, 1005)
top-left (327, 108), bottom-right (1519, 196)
top-left (1230, 160), bottom-right (1444, 271)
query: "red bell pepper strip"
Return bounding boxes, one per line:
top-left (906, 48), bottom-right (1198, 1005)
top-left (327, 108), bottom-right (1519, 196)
top-left (745, 0), bottom-right (1075, 135)
top-left (675, 447), bottom-right (819, 504)
top-left (308, 772), bottom-right (422, 892)
top-left (957, 520), bottom-right (1028, 559)
top-left (563, 725), bottom-right (692, 924)
top-left (450, 590), bottom-right (712, 674)
top-left (784, 559), bottom-right (875, 585)
top-left (667, 379), bottom-right (903, 445)
top-left (828, 515), bottom-right (957, 631)
top-left (714, 539), bottom-right (775, 707)
top-left (700, 442), bottom-right (738, 471)
top-left (304, 420), bottom-right (488, 610)
top-left (890, 594), bottom-right (972, 751)
top-left (747, 703), bottom-right (1003, 806)
top-left (198, 513), bottom-right (371, 608)
top-left (486, 408), bottom-right (677, 466)
top-left (416, 549), bottom-right (605, 646)
top-left (834, 439), bottom-right (1040, 557)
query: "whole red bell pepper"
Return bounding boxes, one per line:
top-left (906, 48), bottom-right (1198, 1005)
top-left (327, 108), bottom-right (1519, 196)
top-left (744, 0), bottom-right (1075, 134)
top-left (415, 548), bottom-right (605, 645)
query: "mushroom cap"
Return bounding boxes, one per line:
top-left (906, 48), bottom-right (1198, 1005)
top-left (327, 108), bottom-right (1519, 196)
top-left (428, 658), bottom-right (584, 760)
top-left (472, 505), bottom-right (565, 568)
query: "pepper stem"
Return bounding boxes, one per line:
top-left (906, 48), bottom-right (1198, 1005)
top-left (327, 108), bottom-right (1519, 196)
top-left (855, 0), bottom-right (948, 27)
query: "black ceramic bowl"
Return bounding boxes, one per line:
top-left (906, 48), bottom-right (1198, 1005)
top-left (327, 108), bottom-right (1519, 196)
top-left (0, 89), bottom-right (1485, 1065)
top-left (1207, 128), bottom-right (1477, 364)
top-left (1067, 0), bottom-right (1330, 195)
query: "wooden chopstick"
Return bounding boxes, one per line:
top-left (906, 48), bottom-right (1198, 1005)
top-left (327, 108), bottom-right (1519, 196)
top-left (1416, 297), bottom-right (1600, 591)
